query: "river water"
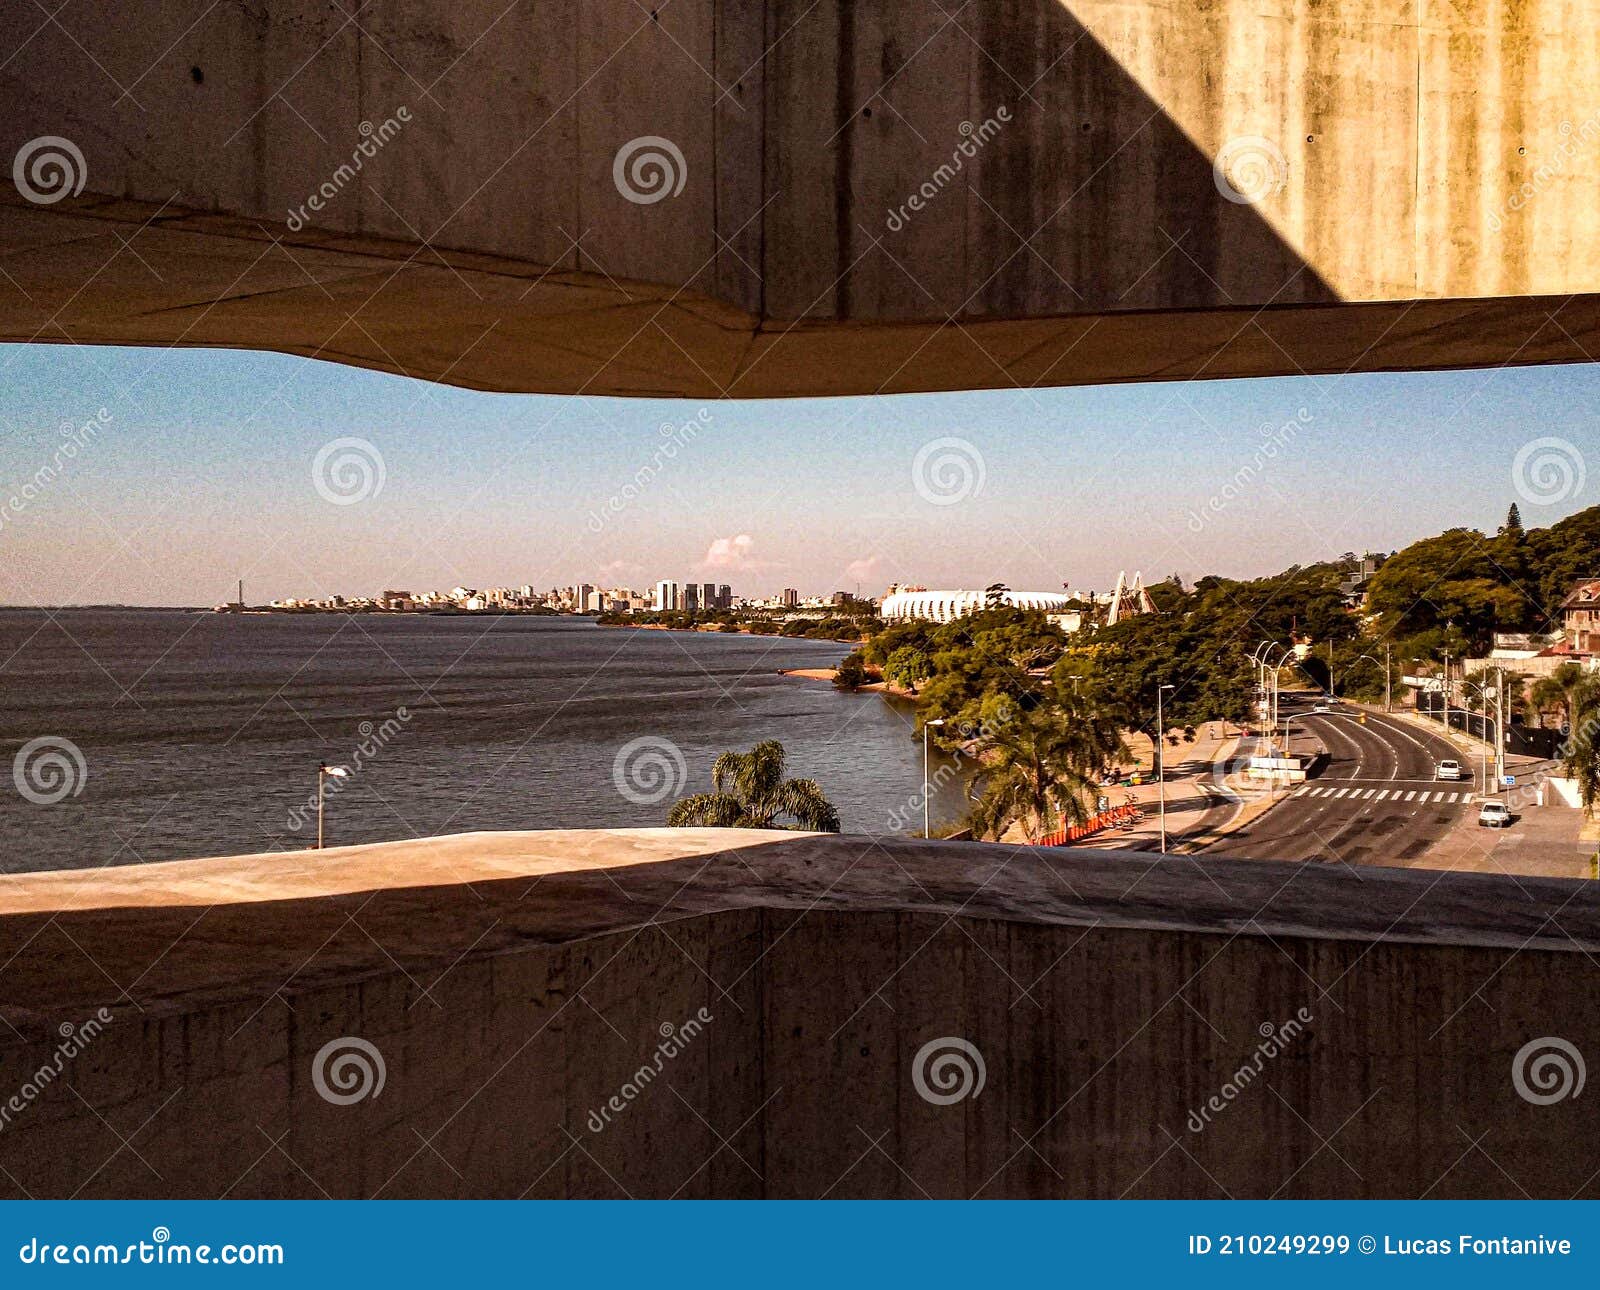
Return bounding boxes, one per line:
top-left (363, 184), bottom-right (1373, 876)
top-left (0, 611), bottom-right (963, 873)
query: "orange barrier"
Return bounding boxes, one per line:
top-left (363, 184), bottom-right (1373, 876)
top-left (1037, 804), bottom-right (1140, 847)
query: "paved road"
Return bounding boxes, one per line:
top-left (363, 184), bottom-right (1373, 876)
top-left (1206, 700), bottom-right (1479, 866)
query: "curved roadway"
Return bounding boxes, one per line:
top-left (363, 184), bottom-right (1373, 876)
top-left (1207, 700), bottom-right (1480, 866)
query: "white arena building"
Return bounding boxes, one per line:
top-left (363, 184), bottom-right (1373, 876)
top-left (879, 589), bottom-right (1075, 624)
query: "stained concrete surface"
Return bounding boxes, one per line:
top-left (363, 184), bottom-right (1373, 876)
top-left (0, 829), bottom-right (1594, 1198)
top-left (2, 2), bottom-right (1599, 395)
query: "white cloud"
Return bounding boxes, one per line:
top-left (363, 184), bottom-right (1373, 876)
top-left (843, 555), bottom-right (883, 587)
top-left (700, 533), bottom-right (761, 571)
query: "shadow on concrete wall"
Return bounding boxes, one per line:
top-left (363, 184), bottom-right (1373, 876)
top-left (0, 832), bottom-right (1592, 1198)
top-left (793, 0), bottom-right (1337, 320)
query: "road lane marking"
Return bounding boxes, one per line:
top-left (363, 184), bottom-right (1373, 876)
top-left (1404, 790), bottom-right (1416, 801)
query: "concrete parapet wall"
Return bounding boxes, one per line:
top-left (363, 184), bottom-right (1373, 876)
top-left (0, 829), bottom-right (1593, 1198)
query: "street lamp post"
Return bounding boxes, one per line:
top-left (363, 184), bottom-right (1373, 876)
top-left (1348, 652), bottom-right (1385, 712)
top-left (1253, 642), bottom-right (1289, 757)
top-left (1250, 643), bottom-right (1279, 755)
top-left (1495, 666), bottom-right (1507, 791)
top-left (923, 719), bottom-right (945, 838)
top-left (1464, 681), bottom-right (1490, 792)
top-left (316, 762), bottom-right (350, 850)
top-left (1156, 684), bottom-right (1178, 851)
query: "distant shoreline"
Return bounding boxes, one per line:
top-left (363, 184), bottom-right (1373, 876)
top-left (598, 620), bottom-right (864, 645)
top-left (781, 666), bottom-right (918, 698)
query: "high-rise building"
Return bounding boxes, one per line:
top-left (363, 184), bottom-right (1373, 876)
top-left (717, 583), bottom-right (731, 609)
top-left (654, 580), bottom-right (677, 611)
top-left (577, 583), bottom-right (596, 613)
top-left (781, 587), bottom-right (800, 608)
top-left (702, 582), bottom-right (716, 611)
top-left (683, 584), bottom-right (700, 612)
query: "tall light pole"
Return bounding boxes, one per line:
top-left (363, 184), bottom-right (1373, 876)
top-left (1442, 649), bottom-right (1452, 731)
top-left (316, 762), bottom-right (349, 850)
top-left (1464, 681), bottom-right (1490, 791)
top-left (1348, 652), bottom-right (1384, 709)
top-left (1384, 643), bottom-right (1393, 712)
top-left (1253, 642), bottom-right (1288, 756)
top-left (1157, 684), bottom-right (1175, 854)
top-left (923, 719), bottom-right (944, 838)
top-left (1494, 666), bottom-right (1507, 791)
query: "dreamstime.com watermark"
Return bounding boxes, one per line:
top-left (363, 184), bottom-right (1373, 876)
top-left (912, 436), bottom-right (986, 507)
top-left (1186, 407), bottom-right (1313, 532)
top-left (0, 1008), bottom-right (112, 1132)
top-left (612, 735), bottom-right (688, 806)
top-left (1186, 1006), bottom-right (1313, 1132)
top-left (586, 1008), bottom-right (714, 1133)
top-left (18, 1228), bottom-right (283, 1267)
top-left (286, 709), bottom-right (411, 832)
top-left (1511, 1036), bottom-right (1585, 1105)
top-left (587, 409), bottom-right (711, 532)
top-left (1488, 115), bottom-right (1600, 234)
top-left (11, 735), bottom-right (88, 805)
top-left (1512, 436), bottom-right (1586, 507)
top-left (612, 136), bottom-right (687, 204)
top-left (911, 1036), bottom-right (986, 1105)
top-left (311, 1036), bottom-right (386, 1106)
top-left (0, 409), bottom-right (113, 533)
top-left (885, 107), bottom-right (1011, 233)
top-left (11, 136), bottom-right (86, 205)
top-left (1213, 135), bottom-right (1288, 205)
top-left (311, 436), bottom-right (386, 506)
top-left (286, 108), bottom-right (412, 232)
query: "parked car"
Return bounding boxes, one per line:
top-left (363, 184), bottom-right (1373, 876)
top-left (1478, 800), bottom-right (1513, 828)
top-left (1311, 702), bottom-right (1331, 714)
top-left (1435, 759), bottom-right (1466, 781)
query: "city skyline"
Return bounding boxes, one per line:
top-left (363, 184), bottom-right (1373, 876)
top-left (1, 343), bottom-right (1595, 607)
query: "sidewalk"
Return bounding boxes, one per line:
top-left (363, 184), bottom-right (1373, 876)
top-left (1071, 722), bottom-right (1297, 852)
top-left (1409, 796), bottom-right (1594, 879)
top-left (1363, 703), bottom-right (1590, 878)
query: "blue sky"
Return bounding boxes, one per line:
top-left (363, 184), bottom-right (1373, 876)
top-left (0, 342), bottom-right (1595, 606)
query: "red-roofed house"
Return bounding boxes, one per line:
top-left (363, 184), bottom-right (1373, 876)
top-left (1559, 577), bottom-right (1600, 655)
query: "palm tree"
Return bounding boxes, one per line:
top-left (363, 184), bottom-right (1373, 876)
top-left (1532, 661), bottom-right (1588, 731)
top-left (1563, 677), bottom-right (1600, 814)
top-left (667, 739), bottom-right (841, 832)
top-left (965, 694), bottom-right (1125, 843)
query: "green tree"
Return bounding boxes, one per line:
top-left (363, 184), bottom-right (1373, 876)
top-left (1531, 661), bottom-right (1588, 730)
top-left (1529, 504), bottom-right (1600, 627)
top-left (833, 652), bottom-right (872, 691)
top-left (1365, 527), bottom-right (1533, 646)
top-left (964, 692), bottom-right (1125, 843)
top-left (1562, 679), bottom-right (1600, 815)
top-left (884, 645), bottom-right (932, 692)
top-left (667, 740), bottom-right (841, 832)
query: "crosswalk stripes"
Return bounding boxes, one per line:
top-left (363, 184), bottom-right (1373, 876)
top-left (1291, 786), bottom-right (1469, 804)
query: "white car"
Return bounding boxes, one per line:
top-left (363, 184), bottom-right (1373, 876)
top-left (1435, 759), bottom-right (1466, 781)
top-left (1478, 800), bottom-right (1512, 828)
top-left (1311, 703), bottom-right (1331, 714)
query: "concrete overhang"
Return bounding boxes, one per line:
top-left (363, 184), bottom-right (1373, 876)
top-left (3, 1), bottom-right (1599, 397)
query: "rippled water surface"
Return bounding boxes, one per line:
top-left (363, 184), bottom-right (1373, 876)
top-left (0, 611), bottom-right (960, 872)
